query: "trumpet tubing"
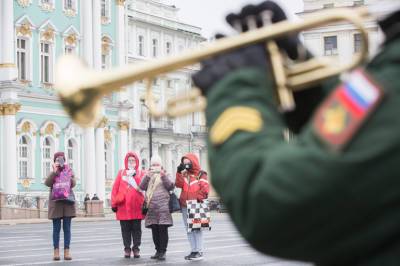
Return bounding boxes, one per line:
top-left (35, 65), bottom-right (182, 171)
top-left (55, 7), bottom-right (371, 127)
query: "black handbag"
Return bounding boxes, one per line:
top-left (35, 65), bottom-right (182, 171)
top-left (142, 201), bottom-right (148, 215)
top-left (169, 191), bottom-right (181, 213)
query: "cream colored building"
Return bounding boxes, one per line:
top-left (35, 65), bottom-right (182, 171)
top-left (125, 0), bottom-right (209, 181)
top-left (300, 0), bottom-right (389, 61)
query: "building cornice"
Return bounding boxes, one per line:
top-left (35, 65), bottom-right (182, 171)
top-left (127, 10), bottom-right (203, 38)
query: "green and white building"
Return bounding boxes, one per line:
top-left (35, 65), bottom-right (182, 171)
top-left (0, 0), bottom-right (207, 205)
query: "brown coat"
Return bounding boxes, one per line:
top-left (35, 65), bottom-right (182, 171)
top-left (45, 171), bottom-right (77, 219)
top-left (139, 173), bottom-right (174, 228)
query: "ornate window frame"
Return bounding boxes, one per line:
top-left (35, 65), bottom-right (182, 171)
top-left (39, 121), bottom-right (61, 181)
top-left (39, 0), bottom-right (55, 12)
top-left (16, 119), bottom-right (38, 184)
top-left (62, 25), bottom-right (80, 55)
top-left (101, 0), bottom-right (111, 25)
top-left (17, 0), bottom-right (32, 8)
top-left (101, 35), bottom-right (114, 70)
top-left (63, 0), bottom-right (78, 17)
top-left (64, 123), bottom-right (82, 180)
top-left (38, 20), bottom-right (58, 88)
top-left (15, 15), bottom-right (35, 85)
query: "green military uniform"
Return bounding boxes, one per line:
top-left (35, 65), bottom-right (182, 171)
top-left (206, 24), bottom-right (400, 266)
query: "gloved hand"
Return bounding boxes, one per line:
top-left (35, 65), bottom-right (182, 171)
top-left (192, 40), bottom-right (268, 96)
top-left (111, 207), bottom-right (118, 213)
top-left (193, 1), bottom-right (325, 133)
top-left (192, 1), bottom-right (301, 96)
top-left (177, 163), bottom-right (185, 173)
top-left (225, 1), bottom-right (302, 60)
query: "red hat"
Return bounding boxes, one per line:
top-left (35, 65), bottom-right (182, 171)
top-left (53, 151), bottom-right (65, 162)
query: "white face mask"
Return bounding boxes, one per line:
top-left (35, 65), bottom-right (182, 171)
top-left (128, 164), bottom-right (135, 170)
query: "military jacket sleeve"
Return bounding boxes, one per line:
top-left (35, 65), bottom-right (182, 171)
top-left (206, 38), bottom-right (400, 265)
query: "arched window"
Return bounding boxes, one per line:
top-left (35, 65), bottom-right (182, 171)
top-left (101, 0), bottom-right (111, 24)
top-left (152, 38), bottom-right (158, 58)
top-left (67, 139), bottom-right (75, 171)
top-left (42, 137), bottom-right (54, 178)
top-left (18, 136), bottom-right (30, 179)
top-left (138, 35), bottom-right (145, 56)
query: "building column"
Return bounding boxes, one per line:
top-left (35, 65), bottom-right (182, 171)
top-left (82, 0), bottom-right (93, 67)
top-left (95, 117), bottom-right (107, 202)
top-left (165, 145), bottom-right (173, 177)
top-left (116, 0), bottom-right (126, 66)
top-left (0, 0), bottom-right (17, 80)
top-left (116, 0), bottom-right (128, 102)
top-left (84, 128), bottom-right (96, 196)
top-left (0, 0), bottom-right (22, 193)
top-left (81, 0), bottom-right (96, 197)
top-left (0, 103), bottom-right (20, 194)
top-left (118, 121), bottom-right (129, 169)
top-left (92, 0), bottom-right (102, 71)
top-left (0, 107), bottom-right (3, 190)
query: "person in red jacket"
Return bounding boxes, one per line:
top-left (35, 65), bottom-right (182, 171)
top-left (175, 153), bottom-right (209, 261)
top-left (111, 152), bottom-right (145, 259)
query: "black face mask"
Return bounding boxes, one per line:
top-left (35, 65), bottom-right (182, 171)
top-left (184, 163), bottom-right (192, 170)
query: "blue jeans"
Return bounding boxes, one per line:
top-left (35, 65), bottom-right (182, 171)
top-left (182, 207), bottom-right (203, 253)
top-left (52, 217), bottom-right (72, 249)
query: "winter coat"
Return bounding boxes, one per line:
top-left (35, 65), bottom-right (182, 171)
top-left (111, 152), bottom-right (145, 220)
top-left (140, 173), bottom-right (174, 228)
top-left (175, 153), bottom-right (209, 207)
top-left (45, 169), bottom-right (77, 220)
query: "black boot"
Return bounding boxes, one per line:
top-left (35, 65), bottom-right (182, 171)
top-left (157, 252), bottom-right (166, 261)
top-left (124, 248), bottom-right (131, 258)
top-left (150, 251), bottom-right (160, 259)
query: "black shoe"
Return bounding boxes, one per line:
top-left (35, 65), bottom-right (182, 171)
top-left (150, 252), bottom-right (160, 259)
top-left (190, 252), bottom-right (203, 261)
top-left (157, 252), bottom-right (166, 261)
top-left (184, 252), bottom-right (195, 260)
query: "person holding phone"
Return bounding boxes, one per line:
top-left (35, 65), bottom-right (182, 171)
top-left (45, 152), bottom-right (76, 261)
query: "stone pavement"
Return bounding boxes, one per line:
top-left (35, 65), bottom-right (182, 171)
top-left (0, 213), bottom-right (314, 266)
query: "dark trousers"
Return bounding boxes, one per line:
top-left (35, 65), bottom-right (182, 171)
top-left (151, 224), bottom-right (169, 253)
top-left (52, 217), bottom-right (72, 249)
top-left (120, 220), bottom-right (142, 251)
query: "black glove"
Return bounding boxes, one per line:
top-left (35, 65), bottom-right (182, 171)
top-left (192, 41), bottom-right (268, 96)
top-left (192, 1), bottom-right (299, 96)
top-left (111, 207), bottom-right (118, 213)
top-left (225, 1), bottom-right (302, 60)
top-left (177, 163), bottom-right (185, 173)
top-left (193, 1), bottom-right (325, 133)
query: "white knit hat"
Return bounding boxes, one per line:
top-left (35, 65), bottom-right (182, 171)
top-left (150, 154), bottom-right (162, 166)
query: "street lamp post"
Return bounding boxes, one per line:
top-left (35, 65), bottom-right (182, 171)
top-left (148, 114), bottom-right (153, 163)
top-left (143, 102), bottom-right (153, 164)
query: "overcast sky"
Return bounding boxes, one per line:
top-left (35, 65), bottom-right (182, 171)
top-left (164, 0), bottom-right (304, 38)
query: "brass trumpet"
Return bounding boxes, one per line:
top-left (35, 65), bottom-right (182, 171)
top-left (55, 7), bottom-right (370, 127)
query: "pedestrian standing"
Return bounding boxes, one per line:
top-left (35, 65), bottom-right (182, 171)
top-left (45, 151), bottom-right (76, 261)
top-left (111, 152), bottom-right (145, 258)
top-left (140, 155), bottom-right (174, 260)
top-left (175, 153), bottom-right (209, 260)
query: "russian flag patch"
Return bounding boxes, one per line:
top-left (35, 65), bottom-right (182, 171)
top-left (313, 69), bottom-right (384, 151)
